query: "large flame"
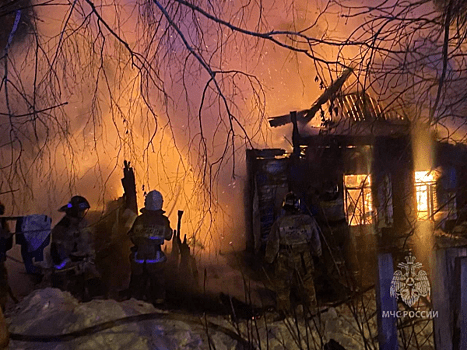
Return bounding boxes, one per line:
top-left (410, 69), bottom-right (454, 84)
top-left (0, 0), bottom-right (368, 257)
top-left (343, 174), bottom-right (373, 226)
top-left (414, 171), bottom-right (437, 221)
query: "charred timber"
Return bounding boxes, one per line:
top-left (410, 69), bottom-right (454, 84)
top-left (268, 67), bottom-right (353, 128)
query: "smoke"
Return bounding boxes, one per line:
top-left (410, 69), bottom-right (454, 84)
top-left (0, 0), bottom-right (347, 256)
top-left (2, 0), bottom-right (457, 257)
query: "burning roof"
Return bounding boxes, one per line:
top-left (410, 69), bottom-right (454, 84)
top-left (268, 67), bottom-right (354, 128)
top-left (329, 91), bottom-right (406, 123)
top-left (268, 65), bottom-right (409, 136)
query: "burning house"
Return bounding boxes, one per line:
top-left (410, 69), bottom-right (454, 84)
top-left (245, 84), bottom-right (467, 270)
top-left (245, 85), bottom-right (467, 349)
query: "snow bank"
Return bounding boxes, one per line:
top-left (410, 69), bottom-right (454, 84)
top-left (6, 288), bottom-right (377, 349)
top-left (6, 288), bottom-right (240, 350)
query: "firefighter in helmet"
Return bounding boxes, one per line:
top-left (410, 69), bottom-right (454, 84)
top-left (51, 196), bottom-right (100, 299)
top-left (265, 192), bottom-right (322, 313)
top-left (128, 190), bottom-right (173, 304)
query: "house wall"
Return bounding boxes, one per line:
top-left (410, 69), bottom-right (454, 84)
top-left (245, 149), bottom-right (289, 252)
top-left (246, 137), bottom-right (467, 253)
top-left (373, 136), bottom-right (415, 243)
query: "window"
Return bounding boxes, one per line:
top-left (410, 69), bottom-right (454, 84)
top-left (439, 167), bottom-right (457, 222)
top-left (377, 174), bottom-right (393, 228)
top-left (414, 171), bottom-right (437, 221)
top-left (344, 174), bottom-right (373, 226)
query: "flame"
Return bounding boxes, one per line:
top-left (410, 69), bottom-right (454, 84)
top-left (0, 0), bottom-right (361, 258)
top-left (415, 171), bottom-right (437, 221)
top-left (344, 174), bottom-right (373, 226)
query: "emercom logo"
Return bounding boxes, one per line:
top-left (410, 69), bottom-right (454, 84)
top-left (389, 252), bottom-right (431, 307)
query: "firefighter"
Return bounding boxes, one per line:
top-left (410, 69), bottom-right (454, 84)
top-left (128, 190), bottom-right (173, 304)
top-left (265, 192), bottom-right (322, 313)
top-left (51, 196), bottom-right (101, 299)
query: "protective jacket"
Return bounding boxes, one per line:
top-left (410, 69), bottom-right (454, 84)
top-left (51, 215), bottom-right (94, 266)
top-left (265, 213), bottom-right (322, 264)
top-left (265, 212), bottom-right (322, 311)
top-left (128, 209), bottom-right (173, 263)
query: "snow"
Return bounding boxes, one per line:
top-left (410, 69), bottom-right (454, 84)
top-left (7, 288), bottom-right (243, 350)
top-left (5, 288), bottom-right (375, 350)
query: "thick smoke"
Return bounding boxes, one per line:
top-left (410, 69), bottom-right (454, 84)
top-left (0, 0), bottom-right (342, 256)
top-left (1, 0), bottom-right (460, 257)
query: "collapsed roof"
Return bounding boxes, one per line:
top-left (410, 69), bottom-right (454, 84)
top-left (268, 67), bottom-right (410, 136)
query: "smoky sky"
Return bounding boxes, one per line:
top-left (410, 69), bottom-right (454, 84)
top-left (0, 0), bottom-right (463, 253)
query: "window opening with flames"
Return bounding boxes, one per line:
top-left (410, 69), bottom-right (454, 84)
top-left (415, 171), bottom-right (437, 221)
top-left (344, 174), bottom-right (373, 226)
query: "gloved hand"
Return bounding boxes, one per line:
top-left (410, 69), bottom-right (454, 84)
top-left (54, 258), bottom-right (71, 270)
top-left (71, 251), bottom-right (87, 257)
top-left (70, 252), bottom-right (88, 262)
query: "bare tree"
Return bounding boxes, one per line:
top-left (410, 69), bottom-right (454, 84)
top-left (1, 0), bottom-right (466, 246)
top-left (4, 1), bottom-right (466, 348)
top-left (0, 0), bottom-right (339, 249)
top-left (321, 1), bottom-right (467, 136)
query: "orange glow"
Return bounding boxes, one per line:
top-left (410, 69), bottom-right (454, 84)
top-left (344, 174), bottom-right (373, 226)
top-left (415, 171), bottom-right (437, 221)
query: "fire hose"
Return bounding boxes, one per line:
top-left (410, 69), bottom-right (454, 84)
top-left (9, 311), bottom-right (254, 348)
top-left (8, 284), bottom-right (376, 345)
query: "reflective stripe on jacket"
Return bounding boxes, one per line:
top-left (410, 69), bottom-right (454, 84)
top-left (51, 216), bottom-right (94, 264)
top-left (128, 210), bottom-right (172, 262)
top-left (265, 213), bottom-right (322, 264)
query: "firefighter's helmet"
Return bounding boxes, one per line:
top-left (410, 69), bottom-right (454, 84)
top-left (324, 183), bottom-right (339, 196)
top-left (322, 181), bottom-right (339, 200)
top-left (145, 190), bottom-right (163, 211)
top-left (59, 196), bottom-right (90, 216)
top-left (282, 192), bottom-right (300, 211)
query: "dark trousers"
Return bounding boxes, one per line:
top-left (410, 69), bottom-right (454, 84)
top-left (272, 251), bottom-right (317, 311)
top-left (52, 268), bottom-right (102, 301)
top-left (129, 260), bottom-right (166, 303)
top-left (52, 269), bottom-right (85, 298)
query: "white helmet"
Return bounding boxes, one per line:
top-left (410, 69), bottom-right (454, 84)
top-left (145, 190), bottom-right (163, 211)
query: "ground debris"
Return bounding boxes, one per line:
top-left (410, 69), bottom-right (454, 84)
top-left (4, 287), bottom-right (407, 349)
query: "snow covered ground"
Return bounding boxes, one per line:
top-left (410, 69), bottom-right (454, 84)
top-left (5, 287), bottom-right (382, 350)
top-left (3, 249), bottom-right (435, 349)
